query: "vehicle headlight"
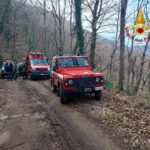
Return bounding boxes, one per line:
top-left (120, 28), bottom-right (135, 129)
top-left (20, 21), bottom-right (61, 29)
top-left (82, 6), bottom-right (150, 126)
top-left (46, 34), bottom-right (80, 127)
top-left (66, 79), bottom-right (74, 86)
top-left (96, 77), bottom-right (100, 83)
top-left (48, 67), bottom-right (50, 72)
top-left (101, 78), bottom-right (104, 83)
top-left (95, 77), bottom-right (104, 83)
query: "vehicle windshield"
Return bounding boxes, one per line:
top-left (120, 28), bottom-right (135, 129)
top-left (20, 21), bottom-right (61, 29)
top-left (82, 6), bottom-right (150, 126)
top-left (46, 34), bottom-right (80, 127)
top-left (31, 59), bottom-right (48, 65)
top-left (59, 57), bottom-right (89, 67)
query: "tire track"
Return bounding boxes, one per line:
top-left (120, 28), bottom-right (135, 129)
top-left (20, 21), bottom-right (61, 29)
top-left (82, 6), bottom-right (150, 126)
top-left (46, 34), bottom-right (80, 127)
top-left (18, 80), bottom-right (123, 150)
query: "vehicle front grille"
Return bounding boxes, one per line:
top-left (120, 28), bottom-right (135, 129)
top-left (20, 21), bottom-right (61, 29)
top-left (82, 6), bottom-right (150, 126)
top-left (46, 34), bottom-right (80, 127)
top-left (76, 77), bottom-right (94, 88)
top-left (36, 68), bottom-right (47, 72)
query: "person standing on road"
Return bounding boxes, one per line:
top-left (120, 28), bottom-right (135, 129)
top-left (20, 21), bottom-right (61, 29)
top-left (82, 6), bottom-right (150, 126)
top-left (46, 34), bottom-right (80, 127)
top-left (5, 61), bottom-right (14, 80)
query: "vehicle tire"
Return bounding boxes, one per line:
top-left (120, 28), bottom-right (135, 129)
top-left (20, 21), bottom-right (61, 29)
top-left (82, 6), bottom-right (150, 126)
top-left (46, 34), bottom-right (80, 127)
top-left (47, 75), bottom-right (50, 80)
top-left (0, 74), bottom-right (3, 79)
top-left (0, 73), bottom-right (4, 79)
top-left (28, 73), bottom-right (34, 80)
top-left (59, 84), bottom-right (68, 104)
top-left (95, 91), bottom-right (102, 101)
top-left (51, 81), bottom-right (57, 93)
top-left (57, 84), bottom-right (60, 97)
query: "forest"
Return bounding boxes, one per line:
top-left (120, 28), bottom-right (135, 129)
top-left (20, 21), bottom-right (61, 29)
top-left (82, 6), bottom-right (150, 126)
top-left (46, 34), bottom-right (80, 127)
top-left (0, 0), bottom-right (150, 96)
top-left (0, 0), bottom-right (150, 150)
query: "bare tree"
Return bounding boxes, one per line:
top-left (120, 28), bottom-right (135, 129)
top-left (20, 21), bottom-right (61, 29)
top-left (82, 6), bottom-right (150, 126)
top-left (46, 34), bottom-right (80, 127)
top-left (83, 0), bottom-right (117, 68)
top-left (50, 0), bottom-right (68, 55)
top-left (30, 0), bottom-right (48, 53)
top-left (43, 0), bottom-right (47, 53)
top-left (109, 7), bottom-right (120, 83)
top-left (11, 0), bottom-right (27, 59)
top-left (134, 36), bottom-right (150, 94)
top-left (126, 37), bottom-right (134, 91)
top-left (118, 0), bottom-right (128, 91)
top-left (68, 0), bottom-right (74, 54)
top-left (0, 0), bottom-right (12, 34)
top-left (74, 0), bottom-right (85, 55)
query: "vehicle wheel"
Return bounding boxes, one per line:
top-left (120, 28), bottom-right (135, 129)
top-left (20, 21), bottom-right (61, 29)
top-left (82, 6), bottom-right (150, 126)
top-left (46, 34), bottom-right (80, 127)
top-left (59, 84), bottom-right (68, 104)
top-left (51, 81), bottom-right (57, 93)
top-left (28, 73), bottom-right (34, 80)
top-left (95, 91), bottom-right (102, 101)
top-left (23, 76), bottom-right (26, 80)
top-left (47, 75), bottom-right (50, 79)
top-left (0, 73), bottom-right (4, 79)
top-left (0, 75), bottom-right (3, 79)
top-left (57, 84), bottom-right (60, 97)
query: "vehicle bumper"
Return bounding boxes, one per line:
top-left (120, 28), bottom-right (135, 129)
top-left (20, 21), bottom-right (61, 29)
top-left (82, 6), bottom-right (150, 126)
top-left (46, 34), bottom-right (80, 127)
top-left (30, 72), bottom-right (50, 77)
top-left (64, 86), bottom-right (104, 94)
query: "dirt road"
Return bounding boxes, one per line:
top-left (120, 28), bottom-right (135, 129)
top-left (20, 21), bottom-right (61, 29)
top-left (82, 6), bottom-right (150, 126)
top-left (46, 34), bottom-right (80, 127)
top-left (0, 80), bottom-right (124, 150)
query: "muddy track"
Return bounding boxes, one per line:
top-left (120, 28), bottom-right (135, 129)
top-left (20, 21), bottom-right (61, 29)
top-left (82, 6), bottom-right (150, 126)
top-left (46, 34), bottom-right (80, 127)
top-left (0, 80), bottom-right (123, 150)
top-left (18, 81), bottom-right (95, 150)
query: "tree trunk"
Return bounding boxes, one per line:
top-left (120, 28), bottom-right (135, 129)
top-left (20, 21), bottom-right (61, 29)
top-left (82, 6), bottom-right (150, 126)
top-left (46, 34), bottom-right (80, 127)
top-left (90, 27), bottom-right (97, 68)
top-left (74, 0), bottom-right (84, 55)
top-left (12, 12), bottom-right (16, 59)
top-left (127, 38), bottom-right (134, 90)
top-left (58, 0), bottom-right (63, 55)
top-left (89, 0), bottom-right (101, 68)
top-left (118, 0), bottom-right (128, 91)
top-left (148, 54), bottom-right (150, 95)
top-left (69, 0), bottom-right (73, 54)
top-left (134, 34), bottom-right (150, 94)
top-left (109, 12), bottom-right (120, 83)
top-left (130, 56), bottom-right (137, 92)
top-left (43, 0), bottom-right (47, 53)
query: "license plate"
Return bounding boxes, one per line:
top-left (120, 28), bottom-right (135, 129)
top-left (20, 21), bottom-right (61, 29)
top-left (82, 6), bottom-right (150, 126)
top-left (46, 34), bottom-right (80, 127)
top-left (95, 87), bottom-right (103, 91)
top-left (84, 88), bottom-right (92, 92)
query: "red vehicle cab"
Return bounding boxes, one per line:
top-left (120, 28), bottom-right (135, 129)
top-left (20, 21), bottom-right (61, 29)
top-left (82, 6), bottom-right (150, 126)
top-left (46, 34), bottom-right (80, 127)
top-left (50, 55), bottom-right (104, 104)
top-left (25, 53), bottom-right (50, 80)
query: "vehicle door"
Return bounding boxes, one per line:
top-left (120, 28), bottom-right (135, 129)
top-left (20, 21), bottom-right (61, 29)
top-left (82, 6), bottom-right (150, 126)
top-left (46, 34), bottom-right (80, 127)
top-left (52, 58), bottom-right (58, 86)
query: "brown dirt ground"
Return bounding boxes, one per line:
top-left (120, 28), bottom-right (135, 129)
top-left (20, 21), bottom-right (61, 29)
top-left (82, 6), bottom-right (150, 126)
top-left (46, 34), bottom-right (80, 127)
top-left (0, 79), bottom-right (149, 150)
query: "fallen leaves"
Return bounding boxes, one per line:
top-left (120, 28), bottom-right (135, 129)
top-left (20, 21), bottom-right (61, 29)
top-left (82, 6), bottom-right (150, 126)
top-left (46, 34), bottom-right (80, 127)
top-left (100, 91), bottom-right (150, 149)
top-left (73, 90), bottom-right (150, 149)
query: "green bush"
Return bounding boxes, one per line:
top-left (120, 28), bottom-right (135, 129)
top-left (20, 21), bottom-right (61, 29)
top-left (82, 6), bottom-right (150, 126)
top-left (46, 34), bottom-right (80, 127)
top-left (123, 88), bottom-right (134, 96)
top-left (104, 80), bottom-right (113, 89)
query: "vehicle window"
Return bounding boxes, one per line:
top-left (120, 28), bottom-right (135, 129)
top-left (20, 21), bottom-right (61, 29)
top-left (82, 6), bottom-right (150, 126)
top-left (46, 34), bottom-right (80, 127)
top-left (58, 57), bottom-right (89, 67)
top-left (59, 58), bottom-right (74, 67)
top-left (31, 59), bottom-right (48, 65)
top-left (76, 58), bottom-right (89, 66)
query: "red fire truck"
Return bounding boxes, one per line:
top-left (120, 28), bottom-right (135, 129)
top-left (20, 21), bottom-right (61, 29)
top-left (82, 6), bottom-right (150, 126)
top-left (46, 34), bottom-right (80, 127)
top-left (24, 53), bottom-right (50, 80)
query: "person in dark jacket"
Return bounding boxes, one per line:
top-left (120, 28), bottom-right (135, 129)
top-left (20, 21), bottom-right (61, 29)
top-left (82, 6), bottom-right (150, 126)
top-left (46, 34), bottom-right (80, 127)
top-left (5, 61), bottom-right (14, 80)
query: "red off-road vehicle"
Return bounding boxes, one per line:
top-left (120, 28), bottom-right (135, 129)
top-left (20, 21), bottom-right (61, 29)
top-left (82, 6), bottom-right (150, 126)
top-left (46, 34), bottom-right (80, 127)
top-left (24, 53), bottom-right (50, 80)
top-left (50, 56), bottom-right (104, 104)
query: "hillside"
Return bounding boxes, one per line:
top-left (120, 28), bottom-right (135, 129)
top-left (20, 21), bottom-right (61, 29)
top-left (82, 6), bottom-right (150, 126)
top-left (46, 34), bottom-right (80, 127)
top-left (0, 0), bottom-right (114, 63)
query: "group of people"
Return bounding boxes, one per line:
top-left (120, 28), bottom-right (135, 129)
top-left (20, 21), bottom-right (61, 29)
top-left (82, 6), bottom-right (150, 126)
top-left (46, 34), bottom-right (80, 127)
top-left (4, 60), bottom-right (16, 80)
